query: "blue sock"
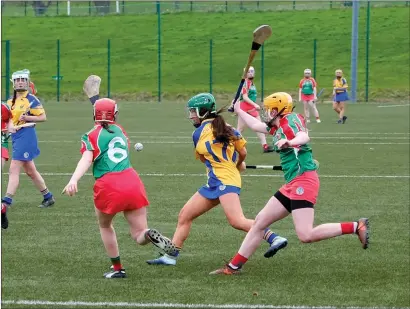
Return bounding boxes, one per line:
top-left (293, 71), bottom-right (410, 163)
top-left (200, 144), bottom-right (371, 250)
top-left (41, 188), bottom-right (52, 200)
top-left (263, 228), bottom-right (278, 245)
top-left (170, 247), bottom-right (181, 257)
top-left (2, 196), bottom-right (13, 206)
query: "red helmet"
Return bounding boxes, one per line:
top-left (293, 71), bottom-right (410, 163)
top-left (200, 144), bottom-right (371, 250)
top-left (93, 98), bottom-right (118, 123)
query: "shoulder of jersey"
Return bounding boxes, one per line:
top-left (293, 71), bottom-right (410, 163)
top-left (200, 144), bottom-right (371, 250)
top-left (84, 125), bottom-right (101, 136)
top-left (26, 93), bottom-right (41, 103)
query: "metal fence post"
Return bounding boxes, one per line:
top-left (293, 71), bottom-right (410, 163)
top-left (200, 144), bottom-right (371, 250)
top-left (261, 43), bottom-right (264, 102)
top-left (209, 39), bottom-right (213, 94)
top-left (5, 40), bottom-right (11, 100)
top-left (365, 1), bottom-right (370, 102)
top-left (107, 39), bottom-right (111, 98)
top-left (313, 39), bottom-right (317, 79)
top-left (157, 1), bottom-right (161, 102)
top-left (57, 39), bottom-right (60, 102)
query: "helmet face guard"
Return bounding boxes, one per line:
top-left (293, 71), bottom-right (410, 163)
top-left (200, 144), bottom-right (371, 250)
top-left (11, 70), bottom-right (30, 92)
top-left (304, 69), bottom-right (312, 77)
top-left (93, 98), bottom-right (118, 123)
top-left (246, 66), bottom-right (255, 79)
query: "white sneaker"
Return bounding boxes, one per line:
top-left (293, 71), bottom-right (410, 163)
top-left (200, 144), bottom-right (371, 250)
top-left (306, 119), bottom-right (311, 123)
top-left (316, 119), bottom-right (321, 123)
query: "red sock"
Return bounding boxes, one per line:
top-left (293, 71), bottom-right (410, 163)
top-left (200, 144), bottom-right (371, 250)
top-left (229, 253), bottom-right (248, 269)
top-left (111, 256), bottom-right (123, 271)
top-left (263, 144), bottom-right (268, 149)
top-left (341, 222), bottom-right (355, 234)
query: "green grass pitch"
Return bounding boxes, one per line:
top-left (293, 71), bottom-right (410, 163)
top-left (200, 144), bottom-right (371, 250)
top-left (1, 101), bottom-right (409, 308)
top-left (2, 6), bottom-right (409, 101)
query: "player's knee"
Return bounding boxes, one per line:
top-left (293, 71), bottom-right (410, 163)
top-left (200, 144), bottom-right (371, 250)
top-left (227, 215), bottom-right (247, 231)
top-left (177, 208), bottom-right (192, 226)
top-left (296, 231), bottom-right (313, 243)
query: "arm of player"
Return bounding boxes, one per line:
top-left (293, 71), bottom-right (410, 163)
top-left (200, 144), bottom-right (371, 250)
top-left (236, 146), bottom-right (247, 172)
top-left (275, 132), bottom-right (310, 150)
top-left (62, 151), bottom-right (93, 196)
top-left (233, 103), bottom-right (267, 133)
top-left (298, 88), bottom-right (302, 102)
top-left (22, 113), bottom-right (46, 122)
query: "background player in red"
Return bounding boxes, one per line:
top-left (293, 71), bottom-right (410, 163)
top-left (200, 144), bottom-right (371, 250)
top-left (62, 98), bottom-right (176, 279)
top-left (232, 67), bottom-right (273, 153)
top-left (211, 92), bottom-right (369, 275)
top-left (298, 69), bottom-right (321, 123)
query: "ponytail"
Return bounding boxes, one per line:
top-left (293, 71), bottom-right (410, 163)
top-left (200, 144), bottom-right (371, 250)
top-left (101, 122), bottom-right (114, 133)
top-left (211, 106), bottom-right (238, 144)
top-left (11, 90), bottom-right (17, 109)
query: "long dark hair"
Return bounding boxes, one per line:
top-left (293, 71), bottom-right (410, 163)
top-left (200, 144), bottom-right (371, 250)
top-left (202, 106), bottom-right (238, 144)
top-left (101, 122), bottom-right (114, 133)
top-left (11, 90), bottom-right (17, 109)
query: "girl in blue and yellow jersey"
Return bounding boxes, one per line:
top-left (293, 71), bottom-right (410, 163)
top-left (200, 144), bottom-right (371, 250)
top-left (147, 93), bottom-right (287, 266)
top-left (333, 69), bottom-right (348, 124)
top-left (1, 70), bottom-right (54, 230)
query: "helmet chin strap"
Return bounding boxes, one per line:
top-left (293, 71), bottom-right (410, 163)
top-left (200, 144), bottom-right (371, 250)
top-left (267, 107), bottom-right (286, 128)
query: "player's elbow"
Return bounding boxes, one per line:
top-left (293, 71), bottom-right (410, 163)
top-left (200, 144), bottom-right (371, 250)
top-left (237, 147), bottom-right (247, 160)
top-left (38, 113), bottom-right (47, 122)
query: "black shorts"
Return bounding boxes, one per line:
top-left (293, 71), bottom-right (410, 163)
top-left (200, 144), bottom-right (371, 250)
top-left (274, 191), bottom-right (314, 213)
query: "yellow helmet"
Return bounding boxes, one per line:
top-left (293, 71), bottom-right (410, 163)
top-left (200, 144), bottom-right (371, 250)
top-left (263, 92), bottom-right (293, 115)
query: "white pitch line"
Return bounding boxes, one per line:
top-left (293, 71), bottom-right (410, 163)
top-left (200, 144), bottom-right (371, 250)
top-left (126, 136), bottom-right (409, 140)
top-left (377, 104), bottom-right (410, 108)
top-left (3, 172), bottom-right (409, 179)
top-left (1, 300), bottom-right (408, 309)
top-left (37, 141), bottom-right (409, 145)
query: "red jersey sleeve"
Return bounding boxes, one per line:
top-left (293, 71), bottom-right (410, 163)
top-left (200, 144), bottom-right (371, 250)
top-left (299, 79), bottom-right (304, 88)
top-left (311, 78), bottom-right (317, 87)
top-left (80, 126), bottom-right (101, 160)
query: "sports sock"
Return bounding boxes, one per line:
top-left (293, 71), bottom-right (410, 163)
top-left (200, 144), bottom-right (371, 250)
top-left (263, 228), bottom-right (278, 245)
top-left (111, 256), bottom-right (123, 271)
top-left (41, 188), bottom-right (52, 200)
top-left (170, 246), bottom-right (181, 257)
top-left (229, 253), bottom-right (248, 270)
top-left (2, 195), bottom-right (13, 206)
top-left (341, 222), bottom-right (358, 234)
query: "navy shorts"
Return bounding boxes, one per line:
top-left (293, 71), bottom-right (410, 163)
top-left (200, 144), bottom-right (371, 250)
top-left (198, 184), bottom-right (241, 200)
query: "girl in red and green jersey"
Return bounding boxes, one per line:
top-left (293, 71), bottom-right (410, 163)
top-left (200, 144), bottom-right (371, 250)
top-left (234, 67), bottom-right (274, 153)
top-left (211, 92), bottom-right (369, 275)
top-left (62, 98), bottom-right (176, 279)
top-left (298, 68), bottom-right (321, 123)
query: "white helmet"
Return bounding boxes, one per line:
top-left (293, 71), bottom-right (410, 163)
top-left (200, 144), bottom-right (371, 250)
top-left (304, 68), bottom-right (311, 75)
top-left (11, 69), bottom-right (30, 92)
top-left (245, 66), bottom-right (255, 79)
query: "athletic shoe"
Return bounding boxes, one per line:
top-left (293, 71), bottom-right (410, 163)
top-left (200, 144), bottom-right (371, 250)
top-left (1, 203), bottom-right (8, 230)
top-left (342, 116), bottom-right (347, 124)
top-left (103, 268), bottom-right (126, 279)
top-left (145, 229), bottom-right (176, 255)
top-left (337, 119), bottom-right (342, 124)
top-left (39, 196), bottom-right (55, 208)
top-left (209, 264), bottom-right (241, 275)
top-left (264, 236), bottom-right (288, 258)
top-left (316, 119), bottom-right (321, 123)
top-left (306, 119), bottom-right (311, 123)
top-left (263, 145), bottom-right (275, 153)
top-left (146, 253), bottom-right (177, 266)
top-left (356, 218), bottom-right (369, 249)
